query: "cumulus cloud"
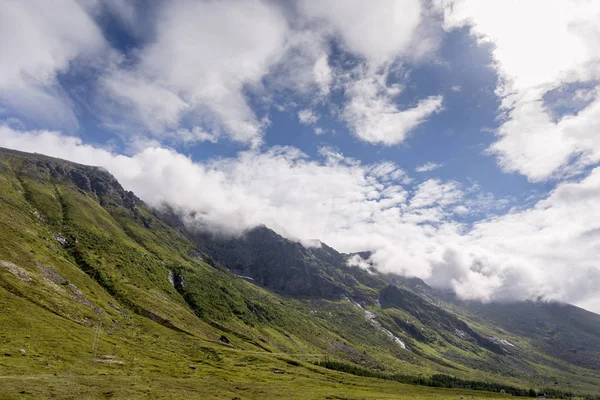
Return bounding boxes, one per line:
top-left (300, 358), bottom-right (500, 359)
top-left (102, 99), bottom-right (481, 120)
top-left (298, 0), bottom-right (444, 146)
top-left (298, 109), bottom-right (319, 125)
top-left (265, 29), bottom-right (333, 99)
top-left (101, 0), bottom-right (289, 146)
top-left (0, 0), bottom-right (106, 127)
top-left (342, 66), bottom-right (444, 145)
top-left (313, 53), bottom-right (333, 95)
top-left (298, 0), bottom-right (424, 63)
top-left (3, 125), bottom-right (600, 313)
top-left (437, 0), bottom-right (600, 181)
top-left (415, 162), bottom-right (441, 172)
top-left (409, 179), bottom-right (462, 210)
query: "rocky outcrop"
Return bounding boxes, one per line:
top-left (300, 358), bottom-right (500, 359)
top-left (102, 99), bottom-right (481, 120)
top-left (2, 147), bottom-right (140, 210)
top-left (192, 226), bottom-right (348, 298)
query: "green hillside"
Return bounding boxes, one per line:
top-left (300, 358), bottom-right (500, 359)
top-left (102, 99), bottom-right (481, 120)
top-left (0, 148), bottom-right (599, 399)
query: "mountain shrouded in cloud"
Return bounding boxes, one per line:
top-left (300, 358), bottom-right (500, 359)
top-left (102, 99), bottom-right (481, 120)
top-left (1, 0), bottom-right (600, 313)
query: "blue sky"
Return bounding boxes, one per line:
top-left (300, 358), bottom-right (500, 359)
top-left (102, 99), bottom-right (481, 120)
top-left (1, 0), bottom-right (600, 312)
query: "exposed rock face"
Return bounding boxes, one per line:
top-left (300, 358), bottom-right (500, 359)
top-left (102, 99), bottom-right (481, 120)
top-left (193, 226), bottom-right (347, 298)
top-left (0, 260), bottom-right (31, 282)
top-left (5, 148), bottom-right (141, 210)
top-left (171, 224), bottom-right (388, 301)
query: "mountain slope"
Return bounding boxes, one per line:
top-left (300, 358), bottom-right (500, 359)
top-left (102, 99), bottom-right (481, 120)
top-left (458, 299), bottom-right (600, 371)
top-left (165, 210), bottom-right (600, 392)
top-left (0, 147), bottom-right (599, 399)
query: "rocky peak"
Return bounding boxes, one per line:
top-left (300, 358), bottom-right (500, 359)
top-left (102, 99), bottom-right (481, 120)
top-left (1, 147), bottom-right (140, 210)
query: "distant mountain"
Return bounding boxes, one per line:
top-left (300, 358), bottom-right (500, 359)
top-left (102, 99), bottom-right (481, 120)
top-left (1, 147), bottom-right (599, 398)
top-left (457, 299), bottom-right (600, 371)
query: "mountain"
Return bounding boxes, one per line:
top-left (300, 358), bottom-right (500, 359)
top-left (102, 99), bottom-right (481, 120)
top-left (0, 147), bottom-right (599, 399)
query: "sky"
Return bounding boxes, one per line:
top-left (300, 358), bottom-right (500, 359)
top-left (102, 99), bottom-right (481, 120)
top-left (1, 0), bottom-right (600, 313)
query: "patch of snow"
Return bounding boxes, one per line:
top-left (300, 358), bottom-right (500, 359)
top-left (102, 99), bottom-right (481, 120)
top-left (454, 329), bottom-right (467, 339)
top-left (488, 335), bottom-right (516, 348)
top-left (362, 308), bottom-right (406, 350)
top-left (351, 300), bottom-right (364, 309)
top-left (235, 274), bottom-right (254, 281)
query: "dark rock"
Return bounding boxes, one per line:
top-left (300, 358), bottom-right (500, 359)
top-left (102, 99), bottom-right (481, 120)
top-left (70, 169), bottom-right (92, 192)
top-left (54, 235), bottom-right (69, 248)
top-left (178, 224), bottom-right (364, 299)
top-left (219, 335), bottom-right (230, 344)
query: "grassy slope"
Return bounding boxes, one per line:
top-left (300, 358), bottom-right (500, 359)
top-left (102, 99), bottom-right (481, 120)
top-left (0, 149), bottom-right (598, 399)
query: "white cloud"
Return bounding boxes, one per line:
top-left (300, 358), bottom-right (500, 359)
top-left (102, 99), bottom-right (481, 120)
top-left (101, 70), bottom-right (190, 134)
top-left (343, 66), bottom-right (444, 145)
top-left (298, 0), bottom-right (424, 63)
top-left (297, 0), bottom-right (444, 146)
top-left (81, 0), bottom-right (141, 36)
top-left (489, 87), bottom-right (600, 181)
top-left (262, 28), bottom-right (333, 101)
top-left (313, 53), bottom-right (332, 95)
top-left (298, 109), bottom-right (319, 125)
top-left (0, 0), bottom-right (106, 127)
top-left (415, 162), bottom-right (441, 172)
top-left (4, 126), bottom-right (600, 313)
top-left (437, 0), bottom-right (600, 181)
top-left (453, 205), bottom-right (469, 215)
top-left (101, 0), bottom-right (289, 146)
top-left (174, 127), bottom-right (219, 144)
top-left (347, 254), bottom-right (372, 270)
top-left (409, 179), bottom-right (462, 209)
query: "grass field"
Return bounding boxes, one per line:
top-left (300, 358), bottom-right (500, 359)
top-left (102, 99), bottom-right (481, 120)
top-left (0, 287), bottom-right (517, 400)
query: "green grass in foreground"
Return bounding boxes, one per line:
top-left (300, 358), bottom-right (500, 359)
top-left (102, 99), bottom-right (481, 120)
top-left (0, 284), bottom-right (514, 400)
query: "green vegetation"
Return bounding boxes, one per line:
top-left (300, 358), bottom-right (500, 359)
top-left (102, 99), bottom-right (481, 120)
top-left (314, 361), bottom-right (598, 399)
top-left (0, 147), bottom-right (599, 399)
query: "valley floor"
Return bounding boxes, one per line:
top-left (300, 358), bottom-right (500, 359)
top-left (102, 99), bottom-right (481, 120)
top-left (0, 362), bottom-right (514, 400)
top-left (0, 287), bottom-right (511, 400)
